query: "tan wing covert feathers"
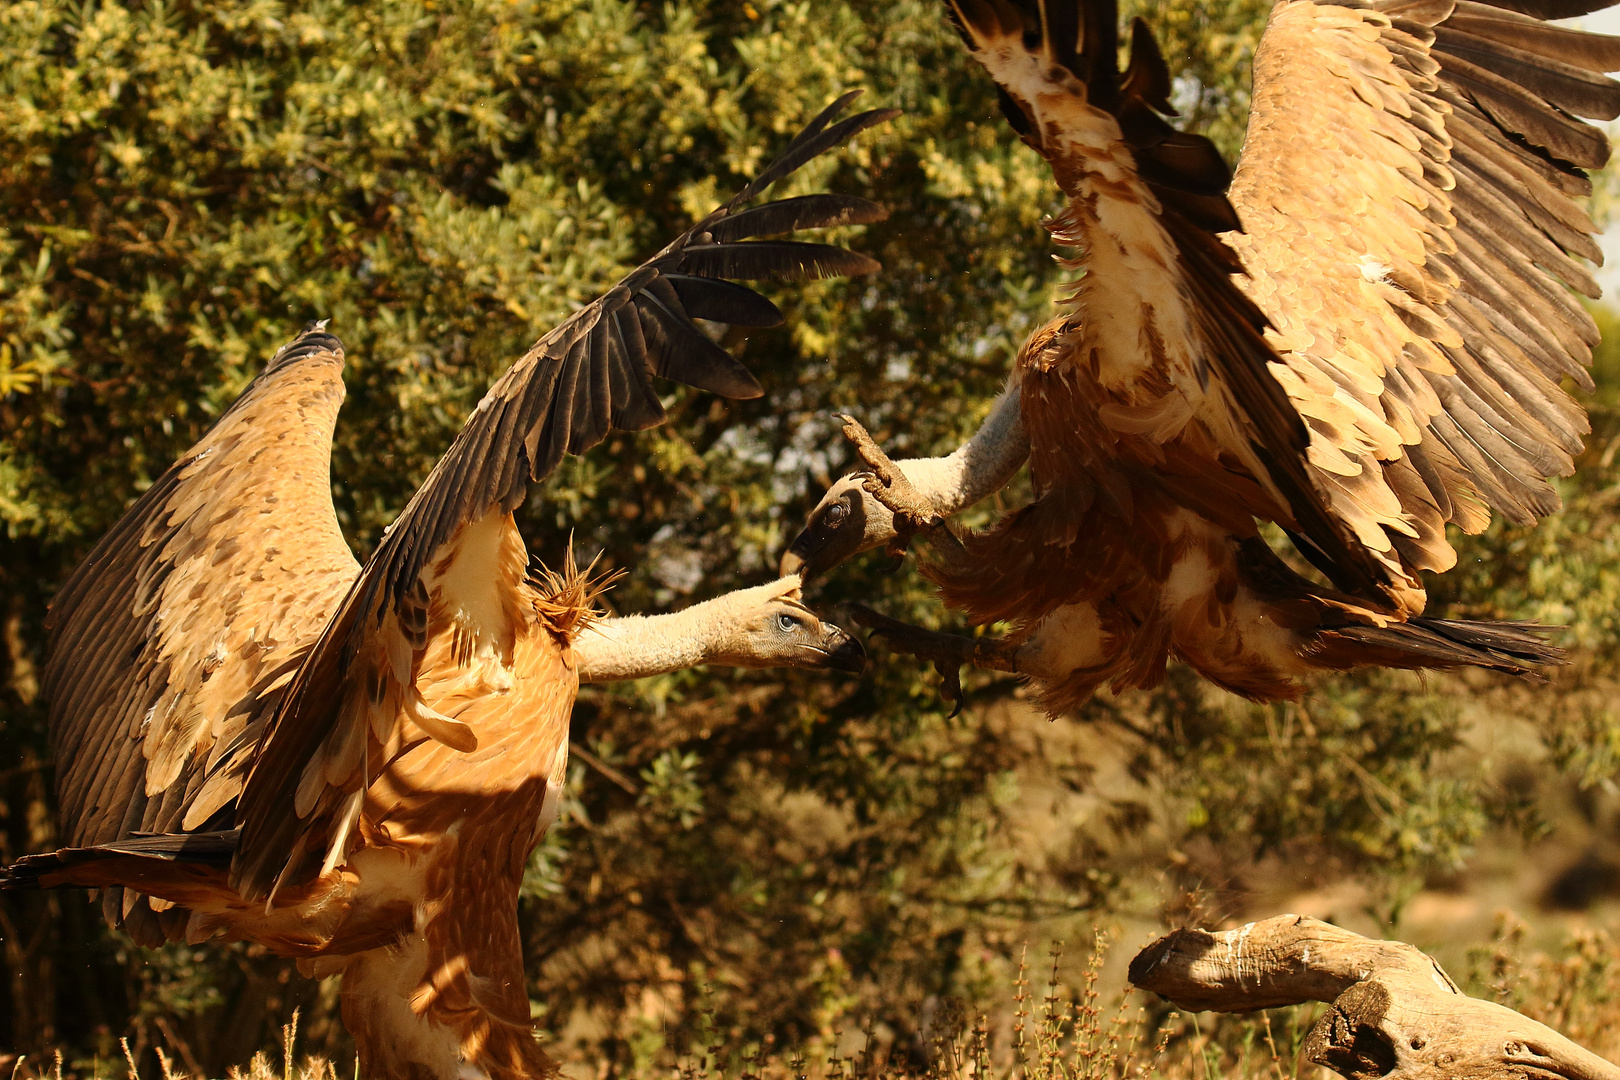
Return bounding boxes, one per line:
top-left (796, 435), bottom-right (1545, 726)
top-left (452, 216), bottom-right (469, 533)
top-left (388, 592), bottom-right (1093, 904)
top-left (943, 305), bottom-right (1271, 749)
top-left (42, 329), bottom-right (358, 943)
top-left (1230, 0), bottom-right (1620, 591)
top-left (908, 0), bottom-right (1604, 707)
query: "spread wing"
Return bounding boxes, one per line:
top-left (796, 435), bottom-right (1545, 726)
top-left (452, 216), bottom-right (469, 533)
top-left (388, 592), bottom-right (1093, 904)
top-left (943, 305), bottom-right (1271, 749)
top-left (230, 95), bottom-right (896, 902)
top-left (42, 329), bottom-right (358, 938)
top-left (948, 0), bottom-right (1397, 600)
top-left (951, 0), bottom-right (1616, 609)
top-left (1228, 0), bottom-right (1620, 594)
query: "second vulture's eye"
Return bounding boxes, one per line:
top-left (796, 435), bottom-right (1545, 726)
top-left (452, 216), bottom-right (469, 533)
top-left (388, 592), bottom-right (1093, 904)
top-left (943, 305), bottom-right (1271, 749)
top-left (825, 502), bottom-right (848, 527)
top-left (777, 612), bottom-right (799, 633)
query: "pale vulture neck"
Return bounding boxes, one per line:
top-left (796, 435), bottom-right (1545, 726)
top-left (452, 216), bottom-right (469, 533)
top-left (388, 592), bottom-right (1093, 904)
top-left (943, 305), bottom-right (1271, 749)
top-left (897, 372), bottom-right (1028, 514)
top-left (574, 582), bottom-right (772, 683)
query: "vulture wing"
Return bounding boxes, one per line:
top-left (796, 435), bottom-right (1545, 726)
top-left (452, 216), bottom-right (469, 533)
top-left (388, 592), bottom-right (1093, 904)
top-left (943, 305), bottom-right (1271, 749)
top-left (1228, 0), bottom-right (1620, 585)
top-left (948, 0), bottom-right (1397, 601)
top-left (948, 0), bottom-right (1617, 609)
top-left (231, 95), bottom-right (895, 902)
top-left (43, 329), bottom-right (358, 941)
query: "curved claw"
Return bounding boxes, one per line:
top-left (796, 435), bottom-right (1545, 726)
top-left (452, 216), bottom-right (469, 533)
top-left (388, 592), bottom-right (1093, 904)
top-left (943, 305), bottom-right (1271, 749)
top-left (849, 603), bottom-right (967, 717)
top-left (839, 418), bottom-right (941, 532)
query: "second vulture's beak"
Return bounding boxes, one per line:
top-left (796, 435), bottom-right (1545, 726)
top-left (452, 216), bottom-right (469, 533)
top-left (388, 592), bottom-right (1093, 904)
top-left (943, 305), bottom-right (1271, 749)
top-left (780, 483), bottom-right (874, 582)
top-left (778, 536), bottom-right (813, 580)
top-left (817, 622), bottom-right (867, 674)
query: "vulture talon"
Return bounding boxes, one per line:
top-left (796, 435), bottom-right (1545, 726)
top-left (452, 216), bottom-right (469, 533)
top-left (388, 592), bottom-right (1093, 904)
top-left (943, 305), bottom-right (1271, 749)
top-left (849, 603), bottom-right (1016, 716)
top-left (837, 415), bottom-right (970, 571)
top-left (838, 415), bottom-right (943, 536)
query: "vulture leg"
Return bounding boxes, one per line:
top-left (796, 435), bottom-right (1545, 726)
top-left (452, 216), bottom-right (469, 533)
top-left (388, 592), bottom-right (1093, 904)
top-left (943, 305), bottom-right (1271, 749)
top-left (838, 415), bottom-right (973, 573)
top-left (780, 380), bottom-right (1028, 582)
top-left (849, 603), bottom-right (1020, 715)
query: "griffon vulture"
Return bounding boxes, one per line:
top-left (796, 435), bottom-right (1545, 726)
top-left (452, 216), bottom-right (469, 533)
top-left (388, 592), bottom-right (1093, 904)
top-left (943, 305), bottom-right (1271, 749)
top-left (2, 95), bottom-right (888, 1079)
top-left (783, 0), bottom-right (1619, 713)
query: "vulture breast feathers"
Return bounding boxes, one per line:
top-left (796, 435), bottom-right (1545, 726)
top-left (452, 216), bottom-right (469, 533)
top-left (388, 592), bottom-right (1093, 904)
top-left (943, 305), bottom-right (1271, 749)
top-left (923, 0), bottom-right (1616, 701)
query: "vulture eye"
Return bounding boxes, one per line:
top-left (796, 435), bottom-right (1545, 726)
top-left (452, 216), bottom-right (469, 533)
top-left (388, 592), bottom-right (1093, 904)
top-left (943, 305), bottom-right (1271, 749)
top-left (777, 612), bottom-right (799, 633)
top-left (825, 502), bottom-right (848, 527)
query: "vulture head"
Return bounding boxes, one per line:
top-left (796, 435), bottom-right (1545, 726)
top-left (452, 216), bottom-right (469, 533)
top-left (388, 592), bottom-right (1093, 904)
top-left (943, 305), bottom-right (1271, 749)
top-left (714, 575), bottom-right (866, 673)
top-left (779, 475), bottom-right (892, 583)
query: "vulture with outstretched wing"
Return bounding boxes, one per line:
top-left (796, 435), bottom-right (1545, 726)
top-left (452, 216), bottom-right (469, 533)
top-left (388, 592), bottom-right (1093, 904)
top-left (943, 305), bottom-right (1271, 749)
top-left (784, 0), bottom-right (1617, 713)
top-left (3, 95), bottom-right (885, 1079)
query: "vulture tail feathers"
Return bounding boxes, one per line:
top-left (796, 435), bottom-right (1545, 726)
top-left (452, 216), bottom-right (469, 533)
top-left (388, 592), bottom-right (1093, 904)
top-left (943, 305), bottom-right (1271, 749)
top-left (2, 831), bottom-right (240, 890)
top-left (1313, 617), bottom-right (1564, 677)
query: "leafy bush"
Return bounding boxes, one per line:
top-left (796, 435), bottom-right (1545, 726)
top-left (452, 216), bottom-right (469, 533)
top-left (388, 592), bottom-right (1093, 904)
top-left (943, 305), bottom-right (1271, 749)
top-left (3, 0), bottom-right (1618, 1074)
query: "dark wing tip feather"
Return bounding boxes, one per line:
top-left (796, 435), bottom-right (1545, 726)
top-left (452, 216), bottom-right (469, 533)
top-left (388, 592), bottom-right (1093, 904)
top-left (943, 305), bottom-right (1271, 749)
top-left (1474, 0), bottom-right (1618, 18)
top-left (1123, 17), bottom-right (1176, 115)
top-left (667, 275), bottom-right (785, 327)
top-left (1069, 1), bottom-right (1246, 240)
top-left (1044, 0), bottom-right (1082, 76)
top-left (706, 194), bottom-right (889, 243)
top-left (678, 241), bottom-right (882, 283)
top-left (266, 325), bottom-right (344, 374)
top-left (637, 290), bottom-right (767, 399)
top-left (1077, 0), bottom-right (1121, 107)
top-left (734, 101), bottom-right (899, 205)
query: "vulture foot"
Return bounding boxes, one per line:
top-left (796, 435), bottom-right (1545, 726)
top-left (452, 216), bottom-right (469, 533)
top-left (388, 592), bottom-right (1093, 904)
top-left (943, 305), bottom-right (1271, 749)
top-left (836, 415), bottom-right (968, 567)
top-left (850, 603), bottom-right (1017, 717)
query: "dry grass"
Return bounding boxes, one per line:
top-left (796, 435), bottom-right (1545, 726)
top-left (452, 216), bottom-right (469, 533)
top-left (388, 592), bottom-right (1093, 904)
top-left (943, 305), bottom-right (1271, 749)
top-left (1465, 914), bottom-right (1620, 1066)
top-left (15, 919), bottom-right (1620, 1080)
top-left (664, 934), bottom-right (1314, 1080)
top-left (5, 1013), bottom-right (340, 1080)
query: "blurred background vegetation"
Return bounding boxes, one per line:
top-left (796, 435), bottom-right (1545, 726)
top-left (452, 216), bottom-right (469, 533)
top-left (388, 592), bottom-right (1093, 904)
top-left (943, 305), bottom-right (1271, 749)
top-left (3, 0), bottom-right (1620, 1075)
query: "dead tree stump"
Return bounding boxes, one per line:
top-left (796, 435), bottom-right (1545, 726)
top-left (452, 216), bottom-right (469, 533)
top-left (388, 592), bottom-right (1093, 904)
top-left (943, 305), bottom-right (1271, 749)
top-left (1129, 914), bottom-right (1620, 1080)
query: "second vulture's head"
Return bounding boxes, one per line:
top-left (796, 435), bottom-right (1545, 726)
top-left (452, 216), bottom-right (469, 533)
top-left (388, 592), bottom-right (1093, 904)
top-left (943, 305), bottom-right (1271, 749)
top-left (713, 575), bottom-right (866, 674)
top-left (778, 474), bottom-right (892, 583)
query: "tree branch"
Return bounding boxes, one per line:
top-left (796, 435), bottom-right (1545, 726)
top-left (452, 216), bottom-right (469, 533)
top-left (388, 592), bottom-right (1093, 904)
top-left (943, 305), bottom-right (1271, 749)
top-left (1130, 914), bottom-right (1620, 1080)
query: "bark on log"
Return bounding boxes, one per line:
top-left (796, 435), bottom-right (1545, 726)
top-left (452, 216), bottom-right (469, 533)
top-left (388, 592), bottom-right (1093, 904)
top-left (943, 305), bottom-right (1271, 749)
top-left (1129, 914), bottom-right (1620, 1080)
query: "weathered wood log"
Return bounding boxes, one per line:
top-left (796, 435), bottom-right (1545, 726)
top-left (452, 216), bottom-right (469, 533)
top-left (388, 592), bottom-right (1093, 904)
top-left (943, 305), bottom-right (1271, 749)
top-left (1129, 914), bottom-right (1620, 1080)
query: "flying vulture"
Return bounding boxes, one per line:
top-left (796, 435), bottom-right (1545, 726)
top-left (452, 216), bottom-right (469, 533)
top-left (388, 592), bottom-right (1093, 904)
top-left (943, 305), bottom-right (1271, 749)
top-left (783, 0), bottom-right (1619, 713)
top-left (2, 95), bottom-right (887, 1078)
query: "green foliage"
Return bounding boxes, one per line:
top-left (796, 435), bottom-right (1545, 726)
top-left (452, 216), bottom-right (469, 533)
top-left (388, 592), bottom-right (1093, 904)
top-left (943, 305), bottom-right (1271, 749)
top-left (3, 0), bottom-right (1620, 1075)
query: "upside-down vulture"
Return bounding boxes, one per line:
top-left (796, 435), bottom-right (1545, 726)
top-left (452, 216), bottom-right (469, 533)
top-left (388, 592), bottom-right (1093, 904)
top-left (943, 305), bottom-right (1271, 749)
top-left (784, 0), bottom-right (1618, 713)
top-left (2, 95), bottom-right (886, 1078)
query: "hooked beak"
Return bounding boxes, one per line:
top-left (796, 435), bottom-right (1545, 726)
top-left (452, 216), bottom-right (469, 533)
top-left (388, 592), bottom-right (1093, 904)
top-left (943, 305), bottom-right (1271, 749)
top-left (816, 623), bottom-right (867, 674)
top-left (778, 534), bottom-right (815, 580)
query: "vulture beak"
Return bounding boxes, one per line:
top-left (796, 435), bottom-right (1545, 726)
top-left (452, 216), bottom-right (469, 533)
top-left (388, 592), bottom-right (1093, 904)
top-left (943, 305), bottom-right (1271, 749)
top-left (777, 537), bottom-right (814, 580)
top-left (780, 479), bottom-right (884, 582)
top-left (817, 621), bottom-right (867, 674)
